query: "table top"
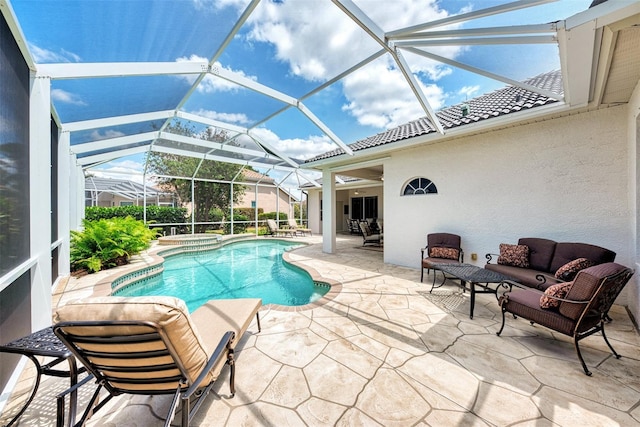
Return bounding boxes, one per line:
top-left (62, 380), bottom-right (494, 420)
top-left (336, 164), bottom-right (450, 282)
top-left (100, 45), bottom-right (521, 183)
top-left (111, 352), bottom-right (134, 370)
top-left (430, 262), bottom-right (512, 284)
top-left (0, 326), bottom-right (71, 358)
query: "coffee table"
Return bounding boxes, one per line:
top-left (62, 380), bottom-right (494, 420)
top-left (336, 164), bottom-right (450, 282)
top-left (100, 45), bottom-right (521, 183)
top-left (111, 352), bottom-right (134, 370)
top-left (429, 263), bottom-right (512, 319)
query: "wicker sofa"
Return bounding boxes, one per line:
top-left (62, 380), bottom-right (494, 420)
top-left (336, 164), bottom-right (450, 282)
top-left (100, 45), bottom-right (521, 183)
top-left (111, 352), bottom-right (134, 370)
top-left (485, 237), bottom-right (616, 290)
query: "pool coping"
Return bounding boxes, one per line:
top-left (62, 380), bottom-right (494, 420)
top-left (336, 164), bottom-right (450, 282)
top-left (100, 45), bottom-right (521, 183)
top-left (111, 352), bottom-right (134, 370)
top-left (86, 234), bottom-right (342, 312)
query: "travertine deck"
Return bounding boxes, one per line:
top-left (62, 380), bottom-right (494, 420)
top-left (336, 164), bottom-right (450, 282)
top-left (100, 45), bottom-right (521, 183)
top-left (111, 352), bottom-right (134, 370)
top-left (4, 234), bottom-right (640, 426)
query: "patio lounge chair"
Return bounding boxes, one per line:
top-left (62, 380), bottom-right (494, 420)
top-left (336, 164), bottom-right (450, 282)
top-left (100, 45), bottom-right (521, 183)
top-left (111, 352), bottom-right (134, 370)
top-left (52, 296), bottom-right (262, 427)
top-left (497, 262), bottom-right (633, 376)
top-left (266, 218), bottom-right (294, 237)
top-left (287, 218), bottom-right (312, 236)
top-left (358, 221), bottom-right (382, 246)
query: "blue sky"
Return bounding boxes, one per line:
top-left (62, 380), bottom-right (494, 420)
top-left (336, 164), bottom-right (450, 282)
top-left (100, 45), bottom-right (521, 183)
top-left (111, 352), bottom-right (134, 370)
top-left (12, 0), bottom-right (594, 186)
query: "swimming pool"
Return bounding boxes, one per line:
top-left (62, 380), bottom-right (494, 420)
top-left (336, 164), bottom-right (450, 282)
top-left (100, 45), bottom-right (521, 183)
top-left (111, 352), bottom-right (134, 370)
top-left (114, 239), bottom-right (329, 311)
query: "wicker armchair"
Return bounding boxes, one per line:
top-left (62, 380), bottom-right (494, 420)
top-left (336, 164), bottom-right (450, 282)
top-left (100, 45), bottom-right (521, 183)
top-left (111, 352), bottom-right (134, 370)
top-left (497, 262), bottom-right (633, 376)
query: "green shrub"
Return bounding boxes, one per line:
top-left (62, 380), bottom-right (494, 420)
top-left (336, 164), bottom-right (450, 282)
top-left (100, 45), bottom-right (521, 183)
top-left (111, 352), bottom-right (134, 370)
top-left (70, 217), bottom-right (158, 273)
top-left (208, 207), bottom-right (225, 229)
top-left (224, 214), bottom-right (249, 234)
top-left (234, 207), bottom-right (263, 218)
top-left (258, 211), bottom-right (288, 221)
top-left (85, 206), bottom-right (188, 235)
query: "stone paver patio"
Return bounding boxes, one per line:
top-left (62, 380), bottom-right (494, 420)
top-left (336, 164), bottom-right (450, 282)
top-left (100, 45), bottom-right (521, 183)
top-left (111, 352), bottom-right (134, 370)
top-left (3, 234), bottom-right (640, 426)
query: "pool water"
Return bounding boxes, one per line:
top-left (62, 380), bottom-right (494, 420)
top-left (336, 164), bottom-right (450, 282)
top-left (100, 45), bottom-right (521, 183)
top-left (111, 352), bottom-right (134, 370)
top-left (114, 240), bottom-right (329, 311)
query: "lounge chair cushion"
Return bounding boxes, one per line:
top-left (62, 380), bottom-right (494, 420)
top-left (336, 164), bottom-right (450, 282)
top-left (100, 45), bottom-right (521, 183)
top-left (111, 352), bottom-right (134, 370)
top-left (54, 296), bottom-right (215, 388)
top-left (190, 298), bottom-right (262, 351)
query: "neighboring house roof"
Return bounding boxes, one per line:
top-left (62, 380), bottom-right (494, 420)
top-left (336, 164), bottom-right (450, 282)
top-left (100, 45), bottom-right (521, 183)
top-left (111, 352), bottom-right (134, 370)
top-left (242, 169), bottom-right (275, 183)
top-left (305, 69), bottom-right (563, 163)
top-left (85, 177), bottom-right (171, 200)
top-left (238, 169), bottom-right (300, 202)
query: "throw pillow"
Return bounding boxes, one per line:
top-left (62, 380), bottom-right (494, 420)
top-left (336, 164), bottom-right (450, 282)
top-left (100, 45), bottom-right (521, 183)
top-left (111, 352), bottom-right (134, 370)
top-left (540, 281), bottom-right (574, 309)
top-left (555, 258), bottom-right (596, 281)
top-left (430, 247), bottom-right (459, 260)
top-left (497, 244), bottom-right (530, 268)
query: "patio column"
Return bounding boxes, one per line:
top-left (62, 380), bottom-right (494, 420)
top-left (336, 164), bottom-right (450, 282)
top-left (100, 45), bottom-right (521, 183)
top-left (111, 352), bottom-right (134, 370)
top-left (57, 131), bottom-right (71, 276)
top-left (29, 74), bottom-right (52, 330)
top-left (322, 169), bottom-right (336, 253)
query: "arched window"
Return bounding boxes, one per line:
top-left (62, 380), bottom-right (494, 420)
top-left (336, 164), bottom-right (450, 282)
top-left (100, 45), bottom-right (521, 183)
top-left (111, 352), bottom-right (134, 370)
top-left (402, 177), bottom-right (437, 195)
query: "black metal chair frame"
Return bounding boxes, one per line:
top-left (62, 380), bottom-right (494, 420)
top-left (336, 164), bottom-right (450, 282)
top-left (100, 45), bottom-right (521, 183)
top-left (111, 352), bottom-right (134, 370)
top-left (496, 267), bottom-right (634, 376)
top-left (53, 320), bottom-right (235, 427)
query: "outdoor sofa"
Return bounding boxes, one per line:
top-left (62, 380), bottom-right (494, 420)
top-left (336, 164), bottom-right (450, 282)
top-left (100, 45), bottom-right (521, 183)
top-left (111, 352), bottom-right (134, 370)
top-left (485, 237), bottom-right (616, 290)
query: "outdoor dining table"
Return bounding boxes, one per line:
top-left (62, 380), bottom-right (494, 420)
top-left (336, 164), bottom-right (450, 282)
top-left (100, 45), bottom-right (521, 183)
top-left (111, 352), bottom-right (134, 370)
top-left (429, 262), bottom-right (513, 319)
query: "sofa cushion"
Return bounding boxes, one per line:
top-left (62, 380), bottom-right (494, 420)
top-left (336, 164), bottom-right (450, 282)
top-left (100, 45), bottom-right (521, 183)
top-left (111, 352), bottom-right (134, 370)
top-left (518, 238), bottom-right (556, 272)
top-left (485, 263), bottom-right (557, 290)
top-left (497, 244), bottom-right (530, 268)
top-left (549, 242), bottom-right (616, 274)
top-left (540, 281), bottom-right (574, 309)
top-left (554, 258), bottom-right (596, 281)
top-left (430, 247), bottom-right (459, 260)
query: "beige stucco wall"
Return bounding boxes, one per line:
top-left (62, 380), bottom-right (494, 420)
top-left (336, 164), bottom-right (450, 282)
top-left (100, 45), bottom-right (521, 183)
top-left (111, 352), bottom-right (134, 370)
top-left (237, 185), bottom-right (294, 215)
top-left (626, 80), bottom-right (640, 325)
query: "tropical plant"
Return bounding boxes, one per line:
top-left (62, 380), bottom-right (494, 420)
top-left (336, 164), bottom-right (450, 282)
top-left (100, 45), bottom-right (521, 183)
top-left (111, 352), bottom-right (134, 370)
top-left (70, 217), bottom-right (157, 273)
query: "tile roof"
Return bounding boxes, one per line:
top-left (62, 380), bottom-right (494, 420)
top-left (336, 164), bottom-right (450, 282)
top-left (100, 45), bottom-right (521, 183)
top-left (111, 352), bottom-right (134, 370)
top-left (305, 69), bottom-right (563, 163)
top-left (242, 169), bottom-right (275, 183)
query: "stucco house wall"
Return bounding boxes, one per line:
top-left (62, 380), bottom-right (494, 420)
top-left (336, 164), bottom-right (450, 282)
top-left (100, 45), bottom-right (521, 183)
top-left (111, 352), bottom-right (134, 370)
top-left (237, 185), bottom-right (294, 215)
top-left (626, 80), bottom-right (640, 323)
top-left (382, 105), bottom-right (631, 303)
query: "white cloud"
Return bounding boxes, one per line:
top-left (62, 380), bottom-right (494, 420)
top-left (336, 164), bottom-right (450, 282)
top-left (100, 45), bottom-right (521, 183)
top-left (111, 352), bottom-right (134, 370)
top-left (29, 43), bottom-right (81, 63)
top-left (458, 85), bottom-right (480, 99)
top-left (251, 127), bottom-right (336, 161)
top-left (192, 0), bottom-right (246, 11)
top-left (90, 159), bottom-right (145, 184)
top-left (243, 0), bottom-right (462, 129)
top-left (175, 55), bottom-right (257, 93)
top-left (189, 108), bottom-right (251, 125)
top-left (341, 58), bottom-right (445, 129)
top-left (89, 129), bottom-right (126, 141)
top-left (51, 89), bottom-right (86, 106)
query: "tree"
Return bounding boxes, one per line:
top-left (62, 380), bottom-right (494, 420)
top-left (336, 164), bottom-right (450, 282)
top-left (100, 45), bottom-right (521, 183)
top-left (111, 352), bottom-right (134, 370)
top-left (146, 121), bottom-right (246, 232)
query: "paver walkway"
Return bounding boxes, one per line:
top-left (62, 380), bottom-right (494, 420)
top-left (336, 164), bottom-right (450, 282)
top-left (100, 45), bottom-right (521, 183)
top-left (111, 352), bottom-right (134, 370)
top-left (3, 234), bottom-right (640, 426)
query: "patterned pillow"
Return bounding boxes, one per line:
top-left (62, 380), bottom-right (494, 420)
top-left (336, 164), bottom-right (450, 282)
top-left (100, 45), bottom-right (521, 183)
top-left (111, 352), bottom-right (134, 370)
top-left (555, 258), bottom-right (596, 281)
top-left (540, 281), bottom-right (574, 309)
top-left (430, 247), bottom-right (459, 260)
top-left (497, 244), bottom-right (530, 268)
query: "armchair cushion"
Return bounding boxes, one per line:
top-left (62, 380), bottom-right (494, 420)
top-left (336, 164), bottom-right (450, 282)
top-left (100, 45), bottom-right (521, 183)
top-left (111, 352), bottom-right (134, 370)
top-left (430, 247), bottom-right (459, 260)
top-left (540, 281), bottom-right (574, 309)
top-left (554, 258), bottom-right (596, 281)
top-left (497, 244), bottom-right (530, 268)
top-left (558, 263), bottom-right (620, 320)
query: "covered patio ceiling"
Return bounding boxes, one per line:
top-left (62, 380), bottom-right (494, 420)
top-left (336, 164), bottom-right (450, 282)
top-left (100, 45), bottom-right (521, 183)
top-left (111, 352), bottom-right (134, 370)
top-left (3, 0), bottom-right (616, 185)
